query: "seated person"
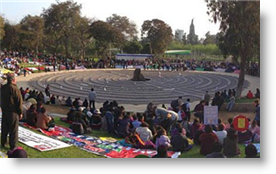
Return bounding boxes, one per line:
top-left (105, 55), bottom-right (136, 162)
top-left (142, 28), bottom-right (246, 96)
top-left (171, 127), bottom-right (189, 153)
top-left (116, 114), bottom-right (133, 138)
top-left (171, 123), bottom-right (186, 142)
top-left (238, 129), bottom-right (253, 143)
top-left (26, 104), bottom-right (38, 126)
top-left (65, 96), bottom-right (73, 107)
top-left (214, 124), bottom-right (227, 145)
top-left (152, 145), bottom-right (170, 158)
top-left (50, 94), bottom-right (56, 104)
top-left (132, 115), bottom-right (142, 129)
top-left (206, 142), bottom-right (226, 158)
top-left (67, 106), bottom-right (77, 122)
top-left (36, 107), bottom-right (55, 130)
top-left (73, 111), bottom-right (89, 134)
top-left (199, 125), bottom-right (219, 156)
top-left (245, 144), bottom-right (260, 158)
top-left (246, 90), bottom-right (254, 99)
top-left (82, 98), bottom-right (89, 108)
top-left (223, 128), bottom-right (241, 157)
top-left (60, 96), bottom-right (67, 105)
top-left (249, 120), bottom-right (260, 143)
top-left (91, 109), bottom-right (102, 130)
top-left (155, 127), bottom-right (171, 149)
top-left (55, 96), bottom-right (61, 105)
top-left (135, 122), bottom-right (153, 143)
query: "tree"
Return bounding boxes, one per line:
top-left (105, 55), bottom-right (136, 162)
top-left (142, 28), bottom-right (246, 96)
top-left (89, 20), bottom-right (124, 58)
top-left (141, 19), bottom-right (173, 55)
top-left (1, 22), bottom-right (21, 51)
top-left (0, 15), bottom-right (5, 41)
top-left (42, 0), bottom-right (82, 57)
top-left (123, 41), bottom-right (142, 54)
top-left (207, 1), bottom-right (260, 99)
top-left (203, 31), bottom-right (217, 45)
top-left (182, 32), bottom-right (187, 45)
top-left (106, 14), bottom-right (138, 41)
top-left (19, 15), bottom-right (44, 55)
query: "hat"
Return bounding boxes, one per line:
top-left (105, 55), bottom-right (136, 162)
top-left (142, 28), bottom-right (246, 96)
top-left (94, 109), bottom-right (101, 114)
top-left (79, 107), bottom-right (85, 112)
top-left (7, 147), bottom-right (28, 158)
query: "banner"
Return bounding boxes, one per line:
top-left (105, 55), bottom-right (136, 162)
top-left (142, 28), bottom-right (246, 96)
top-left (0, 118), bottom-right (71, 152)
top-left (204, 106), bottom-right (218, 125)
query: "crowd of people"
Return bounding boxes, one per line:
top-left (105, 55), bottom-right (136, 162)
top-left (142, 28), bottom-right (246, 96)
top-left (1, 50), bottom-right (260, 77)
top-left (9, 81), bottom-right (260, 158)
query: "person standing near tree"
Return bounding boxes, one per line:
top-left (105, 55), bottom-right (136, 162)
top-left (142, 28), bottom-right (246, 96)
top-left (1, 73), bottom-right (23, 150)
top-left (88, 88), bottom-right (97, 109)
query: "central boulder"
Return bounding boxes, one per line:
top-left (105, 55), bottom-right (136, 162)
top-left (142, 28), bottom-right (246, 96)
top-left (132, 68), bottom-right (149, 81)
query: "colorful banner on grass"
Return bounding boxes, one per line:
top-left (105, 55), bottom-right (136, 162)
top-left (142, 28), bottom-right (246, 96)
top-left (0, 118), bottom-right (71, 152)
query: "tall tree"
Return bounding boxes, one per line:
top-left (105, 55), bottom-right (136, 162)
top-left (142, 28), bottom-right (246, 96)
top-left (207, 1), bottom-right (260, 99)
top-left (141, 19), bottom-right (173, 55)
top-left (106, 14), bottom-right (138, 41)
top-left (89, 20), bottom-right (124, 58)
top-left (123, 40), bottom-right (142, 54)
top-left (0, 15), bottom-right (5, 41)
top-left (42, 0), bottom-right (82, 57)
top-left (19, 15), bottom-right (44, 55)
top-left (1, 22), bottom-right (21, 51)
top-left (203, 31), bottom-right (217, 45)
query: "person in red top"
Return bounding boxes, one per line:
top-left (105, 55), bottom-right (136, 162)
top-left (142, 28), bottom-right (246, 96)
top-left (199, 124), bottom-right (219, 156)
top-left (246, 90), bottom-right (254, 99)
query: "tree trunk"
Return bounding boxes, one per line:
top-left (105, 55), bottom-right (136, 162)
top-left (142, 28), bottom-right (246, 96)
top-left (236, 53), bottom-right (246, 100)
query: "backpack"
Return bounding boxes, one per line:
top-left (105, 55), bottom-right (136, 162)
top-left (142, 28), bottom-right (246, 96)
top-left (171, 100), bottom-right (178, 109)
top-left (72, 122), bottom-right (84, 135)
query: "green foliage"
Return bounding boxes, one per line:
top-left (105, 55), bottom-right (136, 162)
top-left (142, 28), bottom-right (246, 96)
top-left (89, 20), bottom-right (124, 58)
top-left (42, 0), bottom-right (82, 57)
top-left (106, 14), bottom-right (138, 41)
top-left (141, 19), bottom-right (173, 55)
top-left (0, 15), bottom-right (5, 41)
top-left (19, 15), bottom-right (44, 54)
top-left (123, 40), bottom-right (142, 54)
top-left (140, 43), bottom-right (151, 54)
top-left (1, 22), bottom-right (21, 51)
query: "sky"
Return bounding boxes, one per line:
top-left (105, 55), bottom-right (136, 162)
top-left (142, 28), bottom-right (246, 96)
top-left (0, 0), bottom-right (220, 39)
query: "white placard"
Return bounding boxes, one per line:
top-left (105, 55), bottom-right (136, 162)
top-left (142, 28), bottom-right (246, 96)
top-left (204, 106), bottom-right (218, 125)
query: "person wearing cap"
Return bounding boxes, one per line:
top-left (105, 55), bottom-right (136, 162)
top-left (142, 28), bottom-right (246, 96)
top-left (91, 109), bottom-right (102, 129)
top-left (1, 73), bottom-right (23, 150)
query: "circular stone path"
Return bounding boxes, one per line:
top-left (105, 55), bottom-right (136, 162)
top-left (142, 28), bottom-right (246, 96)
top-left (28, 70), bottom-right (249, 105)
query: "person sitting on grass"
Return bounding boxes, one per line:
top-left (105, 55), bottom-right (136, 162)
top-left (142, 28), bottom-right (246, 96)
top-left (171, 122), bottom-right (186, 142)
top-left (206, 142), bottom-right (226, 158)
top-left (155, 127), bottom-right (171, 150)
top-left (65, 96), bottom-right (73, 107)
top-left (91, 109), bottom-right (102, 130)
top-left (132, 114), bottom-right (142, 129)
top-left (171, 126), bottom-right (190, 153)
top-left (135, 122), bottom-right (153, 143)
top-left (116, 113), bottom-right (133, 138)
top-left (199, 124), bottom-right (219, 156)
top-left (218, 119), bottom-right (226, 130)
top-left (152, 145), bottom-right (170, 158)
top-left (249, 120), bottom-right (260, 143)
top-left (223, 128), bottom-right (241, 158)
top-left (73, 109), bottom-right (90, 134)
top-left (50, 94), bottom-right (56, 104)
top-left (82, 98), bottom-right (89, 108)
top-left (36, 107), bottom-right (55, 131)
top-left (66, 106), bottom-right (76, 122)
top-left (214, 124), bottom-right (227, 145)
top-left (245, 144), bottom-right (260, 158)
top-left (225, 118), bottom-right (233, 130)
top-left (246, 90), bottom-right (254, 99)
top-left (26, 104), bottom-right (38, 126)
top-left (190, 118), bottom-right (201, 139)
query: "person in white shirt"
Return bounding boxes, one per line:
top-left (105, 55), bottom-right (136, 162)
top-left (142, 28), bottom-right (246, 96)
top-left (214, 124), bottom-right (227, 145)
top-left (135, 122), bottom-right (153, 143)
top-left (88, 88), bottom-right (97, 109)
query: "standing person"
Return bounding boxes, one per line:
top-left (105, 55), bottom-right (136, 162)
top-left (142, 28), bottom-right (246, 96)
top-left (253, 99), bottom-right (260, 126)
top-left (182, 98), bottom-right (191, 121)
top-left (1, 73), bottom-right (23, 150)
top-left (226, 94), bottom-right (235, 112)
top-left (204, 91), bottom-right (211, 106)
top-left (23, 68), bottom-right (27, 77)
top-left (88, 88), bottom-right (97, 109)
top-left (45, 85), bottom-right (50, 97)
top-left (194, 100), bottom-right (205, 123)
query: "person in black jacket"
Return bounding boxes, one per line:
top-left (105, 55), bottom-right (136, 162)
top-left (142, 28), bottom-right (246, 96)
top-left (1, 73), bottom-right (23, 150)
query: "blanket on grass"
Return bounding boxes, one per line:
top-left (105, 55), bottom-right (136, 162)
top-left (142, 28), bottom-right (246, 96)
top-left (21, 122), bottom-right (177, 158)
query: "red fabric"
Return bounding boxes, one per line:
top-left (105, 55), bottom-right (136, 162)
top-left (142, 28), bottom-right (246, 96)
top-left (199, 132), bottom-right (219, 155)
top-left (246, 92), bottom-right (254, 99)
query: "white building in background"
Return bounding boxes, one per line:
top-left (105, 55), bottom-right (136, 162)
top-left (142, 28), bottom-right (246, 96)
top-left (175, 29), bottom-right (184, 41)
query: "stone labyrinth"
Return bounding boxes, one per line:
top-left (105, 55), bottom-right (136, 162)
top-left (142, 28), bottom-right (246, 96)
top-left (29, 70), bottom-right (249, 105)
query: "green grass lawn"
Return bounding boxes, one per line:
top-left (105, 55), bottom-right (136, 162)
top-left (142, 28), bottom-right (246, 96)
top-left (0, 117), bottom-right (248, 158)
top-left (236, 97), bottom-right (257, 104)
